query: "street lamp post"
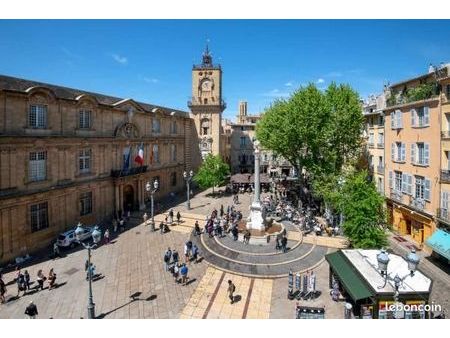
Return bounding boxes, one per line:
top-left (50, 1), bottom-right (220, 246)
top-left (183, 170), bottom-right (194, 210)
top-left (75, 223), bottom-right (102, 319)
top-left (146, 180), bottom-right (159, 231)
top-left (376, 248), bottom-right (421, 300)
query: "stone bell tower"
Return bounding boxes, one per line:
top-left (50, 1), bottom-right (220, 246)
top-left (188, 44), bottom-right (226, 159)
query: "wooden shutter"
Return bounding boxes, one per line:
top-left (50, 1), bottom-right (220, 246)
top-left (424, 106), bottom-right (430, 126)
top-left (411, 108), bottom-right (416, 127)
top-left (397, 110), bottom-right (403, 128)
top-left (389, 171), bottom-right (393, 189)
top-left (424, 143), bottom-right (430, 166)
top-left (411, 143), bottom-right (416, 164)
top-left (401, 143), bottom-right (406, 162)
top-left (391, 143), bottom-right (395, 161)
top-left (402, 173), bottom-right (408, 193)
top-left (441, 191), bottom-right (449, 210)
top-left (390, 112), bottom-right (395, 128)
top-left (424, 178), bottom-right (431, 201)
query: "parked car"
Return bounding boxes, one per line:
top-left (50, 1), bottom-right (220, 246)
top-left (56, 226), bottom-right (93, 248)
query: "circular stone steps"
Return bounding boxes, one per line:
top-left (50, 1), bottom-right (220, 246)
top-left (191, 232), bottom-right (328, 278)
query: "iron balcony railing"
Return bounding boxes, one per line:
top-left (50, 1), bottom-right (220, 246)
top-left (437, 208), bottom-right (450, 223)
top-left (441, 170), bottom-right (450, 183)
top-left (441, 131), bottom-right (450, 139)
top-left (376, 165), bottom-right (384, 175)
top-left (390, 188), bottom-right (403, 203)
top-left (111, 165), bottom-right (148, 178)
top-left (410, 196), bottom-right (426, 211)
top-left (187, 96), bottom-right (227, 110)
top-left (368, 143), bottom-right (375, 148)
top-left (377, 143), bottom-right (384, 149)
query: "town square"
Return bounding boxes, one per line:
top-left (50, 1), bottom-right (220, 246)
top-left (0, 12), bottom-right (449, 322)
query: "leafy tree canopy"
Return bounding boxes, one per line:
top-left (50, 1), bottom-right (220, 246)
top-left (193, 154), bottom-right (230, 194)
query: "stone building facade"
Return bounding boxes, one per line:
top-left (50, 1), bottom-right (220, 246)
top-left (384, 64), bottom-right (450, 248)
top-left (0, 75), bottom-right (200, 263)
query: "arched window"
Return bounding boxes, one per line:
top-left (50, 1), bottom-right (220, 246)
top-left (201, 119), bottom-right (210, 135)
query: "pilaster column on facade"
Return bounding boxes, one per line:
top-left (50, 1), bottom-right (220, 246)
top-left (118, 183), bottom-right (124, 213)
top-left (139, 179), bottom-right (146, 210)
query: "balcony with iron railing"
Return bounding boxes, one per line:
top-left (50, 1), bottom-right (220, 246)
top-left (187, 96), bottom-right (227, 110)
top-left (409, 196), bottom-right (426, 211)
top-left (376, 165), bottom-right (384, 175)
top-left (377, 143), bottom-right (384, 149)
top-left (390, 188), bottom-right (403, 203)
top-left (441, 170), bottom-right (450, 183)
top-left (441, 131), bottom-right (450, 139)
top-left (368, 143), bottom-right (375, 149)
top-left (437, 208), bottom-right (450, 223)
top-left (111, 165), bottom-right (148, 178)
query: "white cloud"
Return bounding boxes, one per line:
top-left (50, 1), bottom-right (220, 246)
top-left (112, 53), bottom-right (128, 65)
top-left (317, 78), bottom-right (325, 84)
top-left (143, 77), bottom-right (159, 84)
top-left (284, 81), bottom-right (293, 87)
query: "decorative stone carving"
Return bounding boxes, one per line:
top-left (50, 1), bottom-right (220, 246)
top-left (115, 122), bottom-right (140, 139)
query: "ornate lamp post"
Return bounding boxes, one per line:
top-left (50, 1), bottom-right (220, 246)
top-left (376, 248), bottom-right (420, 299)
top-left (183, 170), bottom-right (194, 210)
top-left (75, 223), bottom-right (102, 319)
top-left (145, 179), bottom-right (159, 231)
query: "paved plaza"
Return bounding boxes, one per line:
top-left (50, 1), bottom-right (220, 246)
top-left (0, 187), bottom-right (348, 319)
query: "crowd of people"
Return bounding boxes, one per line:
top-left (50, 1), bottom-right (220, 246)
top-left (163, 241), bottom-right (200, 286)
top-left (0, 266), bottom-right (58, 306)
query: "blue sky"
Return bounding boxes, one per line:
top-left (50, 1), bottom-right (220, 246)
top-left (0, 20), bottom-right (449, 119)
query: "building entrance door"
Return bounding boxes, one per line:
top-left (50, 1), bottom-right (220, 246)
top-left (123, 184), bottom-right (134, 211)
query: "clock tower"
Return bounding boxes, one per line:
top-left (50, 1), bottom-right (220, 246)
top-left (188, 44), bottom-right (226, 159)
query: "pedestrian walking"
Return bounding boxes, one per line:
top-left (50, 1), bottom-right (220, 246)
top-left (126, 210), bottom-right (131, 221)
top-left (243, 230), bottom-right (251, 244)
top-left (164, 248), bottom-right (172, 271)
top-left (53, 242), bottom-right (61, 258)
top-left (25, 301), bottom-right (38, 319)
top-left (281, 236), bottom-right (288, 253)
top-left (184, 242), bottom-right (190, 263)
top-left (104, 229), bottom-right (110, 244)
top-left (172, 264), bottom-right (180, 283)
top-left (16, 270), bottom-right (25, 297)
top-left (194, 221), bottom-right (201, 236)
top-left (220, 204), bottom-right (224, 217)
top-left (0, 276), bottom-right (7, 304)
top-left (227, 280), bottom-right (236, 304)
top-left (172, 249), bottom-right (179, 266)
top-left (119, 218), bottom-right (125, 231)
top-left (176, 211), bottom-right (181, 224)
top-left (113, 218), bottom-right (118, 233)
top-left (143, 212), bottom-right (148, 226)
top-left (37, 270), bottom-right (46, 291)
top-left (192, 244), bottom-right (200, 263)
top-left (169, 209), bottom-right (174, 224)
top-left (48, 269), bottom-right (56, 290)
top-left (232, 225), bottom-right (239, 241)
top-left (217, 223), bottom-right (223, 238)
top-left (24, 270), bottom-right (31, 291)
top-left (180, 264), bottom-right (189, 285)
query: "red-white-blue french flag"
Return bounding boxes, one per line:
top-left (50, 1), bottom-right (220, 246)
top-left (135, 143), bottom-right (144, 166)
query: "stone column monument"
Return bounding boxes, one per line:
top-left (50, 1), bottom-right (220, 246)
top-left (247, 139), bottom-right (266, 231)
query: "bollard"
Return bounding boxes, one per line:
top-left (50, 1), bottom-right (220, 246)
top-left (288, 269), bottom-right (294, 300)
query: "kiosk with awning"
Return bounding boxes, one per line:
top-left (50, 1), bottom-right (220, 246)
top-left (326, 249), bottom-right (432, 319)
top-left (425, 229), bottom-right (450, 264)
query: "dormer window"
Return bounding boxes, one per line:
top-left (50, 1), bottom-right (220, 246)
top-left (79, 109), bottom-right (92, 129)
top-left (29, 104), bottom-right (47, 129)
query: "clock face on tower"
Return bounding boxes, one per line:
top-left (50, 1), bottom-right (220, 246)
top-left (201, 79), bottom-right (212, 91)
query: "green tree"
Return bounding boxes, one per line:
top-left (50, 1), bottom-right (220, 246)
top-left (194, 154), bottom-right (230, 194)
top-left (256, 83), bottom-right (363, 179)
top-left (337, 170), bottom-right (387, 249)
